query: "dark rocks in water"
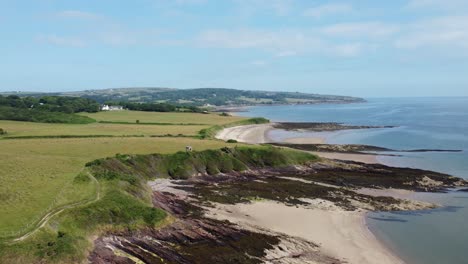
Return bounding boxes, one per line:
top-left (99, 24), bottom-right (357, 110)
top-left (404, 149), bottom-right (462, 153)
top-left (270, 143), bottom-right (392, 154)
top-left (457, 188), bottom-right (468, 192)
top-left (273, 122), bottom-right (396, 132)
top-left (306, 160), bottom-right (467, 192)
top-left (270, 143), bottom-right (462, 155)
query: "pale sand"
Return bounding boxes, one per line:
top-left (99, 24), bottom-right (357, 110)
top-left (207, 201), bottom-right (404, 264)
top-left (283, 136), bottom-right (326, 144)
top-left (356, 188), bottom-right (417, 201)
top-left (215, 124), bottom-right (273, 144)
top-left (217, 126), bottom-right (380, 164)
top-left (215, 124), bottom-right (404, 263)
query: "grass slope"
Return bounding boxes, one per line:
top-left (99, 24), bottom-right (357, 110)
top-left (0, 146), bottom-right (317, 263)
top-left (89, 146), bottom-right (318, 180)
top-left (0, 137), bottom-right (236, 235)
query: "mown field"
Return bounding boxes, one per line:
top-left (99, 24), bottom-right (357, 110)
top-left (0, 120), bottom-right (208, 137)
top-left (0, 111), bottom-right (244, 138)
top-left (0, 111), bottom-right (246, 236)
top-left (81, 110), bottom-right (245, 124)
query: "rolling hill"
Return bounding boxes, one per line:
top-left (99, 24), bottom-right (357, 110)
top-left (1, 87), bottom-right (365, 106)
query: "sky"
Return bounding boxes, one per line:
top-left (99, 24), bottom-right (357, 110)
top-left (1, 0), bottom-right (468, 97)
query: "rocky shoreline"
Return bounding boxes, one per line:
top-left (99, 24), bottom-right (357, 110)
top-left (88, 149), bottom-right (466, 263)
top-left (273, 122), bottom-right (396, 132)
top-left (270, 143), bottom-right (462, 155)
top-left (86, 120), bottom-right (468, 264)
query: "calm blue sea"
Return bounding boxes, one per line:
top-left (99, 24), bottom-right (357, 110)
top-left (238, 97), bottom-right (468, 264)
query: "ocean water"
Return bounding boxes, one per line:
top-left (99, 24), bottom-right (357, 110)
top-left (238, 97), bottom-right (468, 264)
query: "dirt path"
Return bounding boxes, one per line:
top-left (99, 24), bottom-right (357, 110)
top-left (9, 173), bottom-right (101, 243)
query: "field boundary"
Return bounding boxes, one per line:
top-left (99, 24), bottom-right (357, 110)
top-left (1, 134), bottom-right (200, 140)
top-left (98, 121), bottom-right (208, 126)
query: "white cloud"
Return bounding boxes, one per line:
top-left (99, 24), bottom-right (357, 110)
top-left (233, 0), bottom-right (293, 16)
top-left (55, 10), bottom-right (102, 20)
top-left (406, 0), bottom-right (468, 10)
top-left (195, 28), bottom-right (370, 57)
top-left (331, 43), bottom-right (364, 57)
top-left (196, 29), bottom-right (320, 51)
top-left (250, 60), bottom-right (267, 66)
top-left (395, 16), bottom-right (468, 50)
top-left (276, 50), bottom-right (297, 57)
top-left (322, 22), bottom-right (400, 38)
top-left (303, 3), bottom-right (353, 19)
top-left (174, 0), bottom-right (207, 4)
top-left (37, 34), bottom-right (87, 47)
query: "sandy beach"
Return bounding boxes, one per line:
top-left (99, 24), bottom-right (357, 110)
top-left (215, 123), bottom-right (273, 144)
top-left (207, 200), bottom-right (404, 264)
top-left (216, 124), bottom-right (380, 164)
top-left (215, 123), bottom-right (405, 264)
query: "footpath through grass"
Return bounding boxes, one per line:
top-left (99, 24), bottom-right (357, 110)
top-left (0, 146), bottom-right (317, 263)
top-left (0, 110), bottom-right (268, 263)
top-left (0, 111), bottom-right (247, 236)
top-left (0, 137), bottom-right (235, 236)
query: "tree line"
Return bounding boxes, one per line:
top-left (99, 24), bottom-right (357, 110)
top-left (106, 102), bottom-right (203, 113)
top-left (0, 95), bottom-right (100, 113)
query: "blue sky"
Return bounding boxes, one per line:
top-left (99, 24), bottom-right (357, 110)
top-left (1, 0), bottom-right (468, 97)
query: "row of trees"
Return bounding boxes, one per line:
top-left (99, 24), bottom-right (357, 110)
top-left (0, 106), bottom-right (95, 124)
top-left (0, 95), bottom-right (100, 113)
top-left (107, 102), bottom-right (203, 113)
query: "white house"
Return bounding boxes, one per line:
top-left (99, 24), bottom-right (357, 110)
top-left (101, 105), bottom-right (124, 111)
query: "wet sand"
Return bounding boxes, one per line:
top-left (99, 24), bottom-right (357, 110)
top-left (215, 124), bottom-right (405, 263)
top-left (215, 124), bottom-right (273, 144)
top-left (208, 201), bottom-right (404, 264)
top-left (216, 124), bottom-right (380, 164)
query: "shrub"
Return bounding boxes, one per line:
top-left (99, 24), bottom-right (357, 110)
top-left (0, 128), bottom-right (6, 135)
top-left (226, 139), bottom-right (237, 143)
top-left (73, 173), bottom-right (91, 183)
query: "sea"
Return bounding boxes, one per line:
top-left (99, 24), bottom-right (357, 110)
top-left (237, 97), bottom-right (468, 264)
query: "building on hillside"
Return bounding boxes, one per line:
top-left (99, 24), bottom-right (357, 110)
top-left (101, 105), bottom-right (124, 111)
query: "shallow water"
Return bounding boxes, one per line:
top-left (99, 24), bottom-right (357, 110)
top-left (238, 97), bottom-right (468, 264)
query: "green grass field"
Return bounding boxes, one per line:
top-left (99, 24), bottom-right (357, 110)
top-left (0, 110), bottom-right (248, 237)
top-left (0, 120), bottom-right (208, 137)
top-left (0, 111), bottom-right (245, 138)
top-left (0, 137), bottom-right (234, 235)
top-left (81, 110), bottom-right (245, 124)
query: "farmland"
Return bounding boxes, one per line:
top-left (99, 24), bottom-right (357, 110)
top-left (0, 120), bottom-right (208, 138)
top-left (81, 110), bottom-right (245, 124)
top-left (0, 111), bottom-right (245, 138)
top-left (0, 111), bottom-right (247, 237)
